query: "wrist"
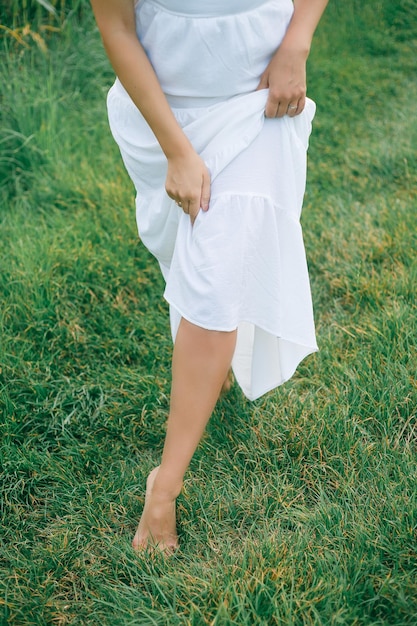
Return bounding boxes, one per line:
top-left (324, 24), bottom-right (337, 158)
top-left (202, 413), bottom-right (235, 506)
top-left (163, 135), bottom-right (195, 161)
top-left (278, 37), bottom-right (310, 59)
top-left (280, 18), bottom-right (315, 58)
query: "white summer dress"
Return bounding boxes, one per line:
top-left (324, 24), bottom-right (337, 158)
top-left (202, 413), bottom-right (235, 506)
top-left (107, 0), bottom-right (318, 400)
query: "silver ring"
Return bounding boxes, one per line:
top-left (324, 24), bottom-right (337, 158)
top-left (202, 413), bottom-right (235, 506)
top-left (288, 104), bottom-right (298, 110)
top-left (176, 201), bottom-right (182, 207)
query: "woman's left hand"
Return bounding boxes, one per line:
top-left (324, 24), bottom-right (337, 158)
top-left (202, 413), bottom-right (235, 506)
top-left (256, 45), bottom-right (308, 119)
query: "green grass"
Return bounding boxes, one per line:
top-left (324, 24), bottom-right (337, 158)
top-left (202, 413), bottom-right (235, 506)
top-left (1, 1), bottom-right (417, 624)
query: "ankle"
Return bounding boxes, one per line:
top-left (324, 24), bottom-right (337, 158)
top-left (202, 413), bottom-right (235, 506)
top-left (152, 468), bottom-right (183, 500)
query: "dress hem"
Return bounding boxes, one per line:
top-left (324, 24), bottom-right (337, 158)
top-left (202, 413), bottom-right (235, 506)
top-left (165, 296), bottom-right (318, 351)
top-left (241, 344), bottom-right (319, 401)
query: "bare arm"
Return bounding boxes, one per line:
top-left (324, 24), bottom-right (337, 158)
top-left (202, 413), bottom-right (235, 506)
top-left (90, 0), bottom-right (210, 221)
top-left (257, 0), bottom-right (329, 118)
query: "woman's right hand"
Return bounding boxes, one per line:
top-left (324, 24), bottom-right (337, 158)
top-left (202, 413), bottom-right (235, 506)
top-left (165, 149), bottom-right (211, 225)
top-left (91, 0), bottom-right (211, 223)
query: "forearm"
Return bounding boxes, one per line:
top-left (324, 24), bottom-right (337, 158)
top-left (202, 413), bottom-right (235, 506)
top-left (106, 33), bottom-right (192, 158)
top-left (281, 0), bottom-right (329, 55)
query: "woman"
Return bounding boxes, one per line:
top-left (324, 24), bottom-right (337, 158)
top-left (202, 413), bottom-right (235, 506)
top-left (90, 0), bottom-right (329, 552)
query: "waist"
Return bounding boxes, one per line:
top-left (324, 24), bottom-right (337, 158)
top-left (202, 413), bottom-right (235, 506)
top-left (139, 0), bottom-right (277, 17)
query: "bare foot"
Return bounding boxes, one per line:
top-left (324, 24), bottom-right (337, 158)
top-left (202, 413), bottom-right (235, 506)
top-left (132, 466), bottom-right (179, 554)
top-left (220, 368), bottom-right (234, 396)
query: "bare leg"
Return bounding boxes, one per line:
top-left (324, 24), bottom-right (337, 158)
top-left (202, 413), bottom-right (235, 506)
top-left (132, 318), bottom-right (237, 552)
top-left (220, 368), bottom-right (234, 395)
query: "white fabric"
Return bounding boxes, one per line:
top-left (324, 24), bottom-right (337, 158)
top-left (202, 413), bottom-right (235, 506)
top-left (107, 0), bottom-right (318, 400)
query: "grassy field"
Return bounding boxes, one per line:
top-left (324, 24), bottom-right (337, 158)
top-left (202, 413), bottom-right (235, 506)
top-left (1, 1), bottom-right (416, 624)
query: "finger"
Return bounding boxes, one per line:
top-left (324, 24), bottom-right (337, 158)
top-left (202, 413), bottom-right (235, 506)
top-left (274, 100), bottom-right (288, 119)
top-left (295, 95), bottom-right (306, 115)
top-left (188, 198), bottom-right (200, 225)
top-left (264, 95), bottom-right (279, 119)
top-left (286, 101), bottom-right (299, 118)
top-left (200, 171), bottom-right (211, 211)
